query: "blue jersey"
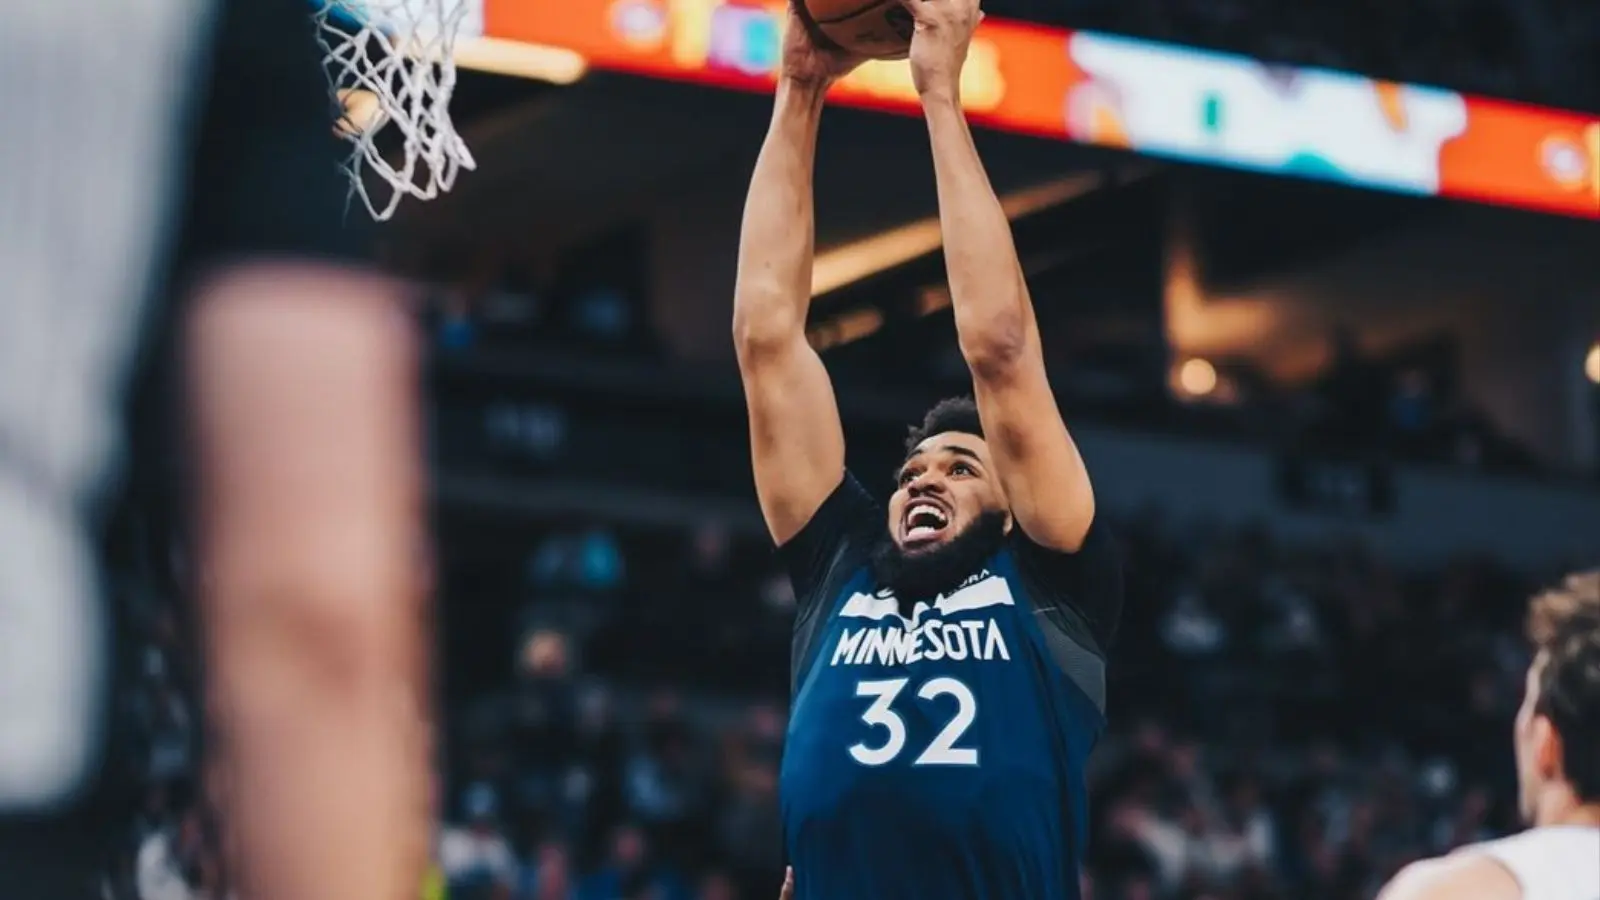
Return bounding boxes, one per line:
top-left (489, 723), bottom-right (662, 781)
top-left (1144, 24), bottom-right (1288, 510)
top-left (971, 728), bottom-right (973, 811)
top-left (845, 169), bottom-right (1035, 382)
top-left (777, 475), bottom-right (1122, 900)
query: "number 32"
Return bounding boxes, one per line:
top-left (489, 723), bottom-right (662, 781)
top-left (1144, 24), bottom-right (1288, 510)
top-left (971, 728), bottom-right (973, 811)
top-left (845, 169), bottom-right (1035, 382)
top-left (850, 677), bottom-right (979, 767)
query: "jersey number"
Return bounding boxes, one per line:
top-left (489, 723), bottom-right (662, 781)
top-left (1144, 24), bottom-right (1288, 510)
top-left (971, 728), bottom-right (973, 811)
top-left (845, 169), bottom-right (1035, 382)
top-left (849, 677), bottom-right (979, 767)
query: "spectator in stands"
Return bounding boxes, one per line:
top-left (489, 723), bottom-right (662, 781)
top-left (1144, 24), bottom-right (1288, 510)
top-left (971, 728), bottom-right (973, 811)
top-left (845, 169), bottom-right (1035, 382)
top-left (513, 629), bottom-right (579, 824)
top-left (578, 824), bottom-right (684, 900)
top-left (135, 809), bottom-right (212, 900)
top-left (696, 870), bottom-right (739, 900)
top-left (624, 692), bottom-right (708, 866)
top-left (440, 784), bottom-right (519, 900)
top-left (519, 839), bottom-right (576, 900)
top-left (562, 685), bottom-right (628, 844)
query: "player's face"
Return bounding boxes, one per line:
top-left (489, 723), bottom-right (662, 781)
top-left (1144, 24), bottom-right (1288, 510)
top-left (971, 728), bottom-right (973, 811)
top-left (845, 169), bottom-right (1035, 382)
top-left (1512, 653), bottom-right (1555, 824)
top-left (889, 432), bottom-right (1009, 553)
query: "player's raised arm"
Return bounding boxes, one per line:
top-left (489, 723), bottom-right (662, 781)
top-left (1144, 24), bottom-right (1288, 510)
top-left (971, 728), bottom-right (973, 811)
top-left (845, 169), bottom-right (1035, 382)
top-left (732, 12), bottom-right (861, 545)
top-left (903, 0), bottom-right (1095, 552)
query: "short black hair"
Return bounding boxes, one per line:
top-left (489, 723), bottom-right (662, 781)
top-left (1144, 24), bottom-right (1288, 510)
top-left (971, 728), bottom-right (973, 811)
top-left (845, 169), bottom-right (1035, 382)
top-left (1529, 571), bottom-right (1600, 802)
top-left (905, 396), bottom-right (984, 455)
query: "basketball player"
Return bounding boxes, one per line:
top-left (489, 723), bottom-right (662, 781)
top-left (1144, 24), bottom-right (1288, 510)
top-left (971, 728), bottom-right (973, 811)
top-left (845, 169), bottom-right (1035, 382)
top-left (733, 0), bottom-right (1121, 896)
top-left (1377, 571), bottom-right (1600, 900)
top-left (0, 1), bottom-right (428, 898)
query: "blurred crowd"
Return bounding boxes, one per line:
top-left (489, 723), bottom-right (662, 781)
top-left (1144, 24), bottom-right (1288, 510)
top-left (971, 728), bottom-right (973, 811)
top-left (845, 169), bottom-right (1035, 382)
top-left (106, 559), bottom-right (219, 900)
top-left (1040, 0), bottom-right (1600, 112)
top-left (1273, 330), bottom-right (1541, 476)
top-left (110, 501), bottom-right (1554, 900)
top-left (1083, 515), bottom-right (1531, 900)
top-left (426, 261), bottom-right (1565, 481)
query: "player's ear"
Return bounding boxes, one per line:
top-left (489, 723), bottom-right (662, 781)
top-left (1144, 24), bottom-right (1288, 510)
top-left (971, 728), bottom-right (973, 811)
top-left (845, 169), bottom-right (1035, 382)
top-left (1532, 714), bottom-right (1562, 780)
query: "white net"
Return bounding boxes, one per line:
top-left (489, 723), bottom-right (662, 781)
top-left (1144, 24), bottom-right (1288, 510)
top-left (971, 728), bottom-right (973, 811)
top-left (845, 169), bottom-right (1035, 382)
top-left (313, 0), bottom-right (477, 221)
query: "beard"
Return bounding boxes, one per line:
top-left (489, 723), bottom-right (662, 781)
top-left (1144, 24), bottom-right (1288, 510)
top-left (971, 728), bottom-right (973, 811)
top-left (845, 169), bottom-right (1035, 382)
top-left (870, 510), bottom-right (1009, 606)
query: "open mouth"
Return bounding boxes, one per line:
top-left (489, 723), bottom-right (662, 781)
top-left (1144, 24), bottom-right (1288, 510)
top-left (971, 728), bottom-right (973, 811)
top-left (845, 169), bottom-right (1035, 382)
top-left (903, 501), bottom-right (950, 544)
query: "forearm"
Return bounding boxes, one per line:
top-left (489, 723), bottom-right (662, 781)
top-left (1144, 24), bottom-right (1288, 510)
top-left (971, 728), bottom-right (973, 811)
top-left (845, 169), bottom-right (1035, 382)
top-left (922, 93), bottom-right (1033, 370)
top-left (189, 265), bottom-right (431, 900)
top-left (732, 78), bottom-right (829, 346)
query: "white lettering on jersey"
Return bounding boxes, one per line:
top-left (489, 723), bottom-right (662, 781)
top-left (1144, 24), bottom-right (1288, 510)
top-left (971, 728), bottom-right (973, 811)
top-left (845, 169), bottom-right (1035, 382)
top-left (829, 618), bottom-right (1012, 667)
top-left (829, 573), bottom-right (1016, 667)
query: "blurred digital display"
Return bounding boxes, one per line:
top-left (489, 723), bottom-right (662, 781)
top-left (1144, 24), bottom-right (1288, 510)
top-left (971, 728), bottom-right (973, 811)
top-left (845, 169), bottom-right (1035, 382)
top-left (490, 0), bottom-right (1599, 219)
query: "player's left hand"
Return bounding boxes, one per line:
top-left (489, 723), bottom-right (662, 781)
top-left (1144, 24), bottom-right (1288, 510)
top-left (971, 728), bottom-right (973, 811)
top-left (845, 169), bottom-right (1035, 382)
top-left (781, 2), bottom-right (864, 88)
top-left (900, 0), bottom-right (984, 101)
top-left (779, 866), bottom-right (795, 900)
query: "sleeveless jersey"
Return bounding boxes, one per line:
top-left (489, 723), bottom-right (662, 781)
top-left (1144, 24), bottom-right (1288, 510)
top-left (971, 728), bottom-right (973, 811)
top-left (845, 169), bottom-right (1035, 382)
top-left (777, 475), bottom-right (1122, 900)
top-left (1457, 826), bottom-right (1600, 900)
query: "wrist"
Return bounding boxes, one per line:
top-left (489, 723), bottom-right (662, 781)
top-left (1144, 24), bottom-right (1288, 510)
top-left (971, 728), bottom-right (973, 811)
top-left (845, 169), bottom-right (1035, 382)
top-left (919, 84), bottom-right (962, 115)
top-left (778, 74), bottom-right (833, 104)
top-left (917, 79), bottom-right (961, 110)
top-left (771, 77), bottom-right (830, 134)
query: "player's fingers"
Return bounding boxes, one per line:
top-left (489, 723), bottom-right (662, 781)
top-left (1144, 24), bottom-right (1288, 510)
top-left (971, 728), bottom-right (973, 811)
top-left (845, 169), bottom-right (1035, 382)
top-left (896, 0), bottom-right (935, 23)
top-left (780, 866), bottom-right (795, 900)
top-left (898, 0), bottom-right (981, 27)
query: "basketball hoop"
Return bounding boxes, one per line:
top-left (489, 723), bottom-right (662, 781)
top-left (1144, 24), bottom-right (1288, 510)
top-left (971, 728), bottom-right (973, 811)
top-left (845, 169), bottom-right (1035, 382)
top-left (312, 0), bottom-right (477, 221)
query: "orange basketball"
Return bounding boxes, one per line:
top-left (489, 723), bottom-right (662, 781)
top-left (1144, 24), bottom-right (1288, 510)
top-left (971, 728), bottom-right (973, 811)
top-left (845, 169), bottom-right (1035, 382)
top-left (795, 0), bottom-right (914, 60)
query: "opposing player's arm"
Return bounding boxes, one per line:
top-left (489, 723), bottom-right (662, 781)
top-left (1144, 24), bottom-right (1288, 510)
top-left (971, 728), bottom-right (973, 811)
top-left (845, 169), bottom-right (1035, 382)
top-left (188, 264), bottom-right (430, 900)
top-left (910, 0), bottom-right (1094, 553)
top-left (1376, 855), bottom-right (1522, 900)
top-left (733, 77), bottom-right (848, 546)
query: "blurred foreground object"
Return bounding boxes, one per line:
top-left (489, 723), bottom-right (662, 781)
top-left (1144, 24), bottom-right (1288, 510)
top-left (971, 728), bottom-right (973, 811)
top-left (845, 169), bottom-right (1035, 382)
top-left (0, 1), bottom-right (431, 898)
top-left (190, 266), bottom-right (431, 900)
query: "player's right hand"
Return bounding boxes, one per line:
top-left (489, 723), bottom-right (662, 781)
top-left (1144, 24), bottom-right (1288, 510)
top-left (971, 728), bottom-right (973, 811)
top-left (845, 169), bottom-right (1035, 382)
top-left (781, 3), bottom-right (864, 87)
top-left (779, 866), bottom-right (795, 900)
top-left (901, 0), bottom-right (983, 100)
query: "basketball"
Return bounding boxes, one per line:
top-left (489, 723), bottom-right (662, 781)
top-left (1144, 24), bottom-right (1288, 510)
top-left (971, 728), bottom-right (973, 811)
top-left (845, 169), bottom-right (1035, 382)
top-left (796, 0), bottom-right (915, 60)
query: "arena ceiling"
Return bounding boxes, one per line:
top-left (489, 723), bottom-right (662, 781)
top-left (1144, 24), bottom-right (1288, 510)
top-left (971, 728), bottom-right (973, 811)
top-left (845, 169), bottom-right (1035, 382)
top-left (391, 70), bottom-right (1129, 258)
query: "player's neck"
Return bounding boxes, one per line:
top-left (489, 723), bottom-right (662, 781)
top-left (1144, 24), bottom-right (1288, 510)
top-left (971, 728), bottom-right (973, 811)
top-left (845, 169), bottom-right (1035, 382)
top-left (1533, 788), bottom-right (1600, 829)
top-left (1543, 805), bottom-right (1600, 828)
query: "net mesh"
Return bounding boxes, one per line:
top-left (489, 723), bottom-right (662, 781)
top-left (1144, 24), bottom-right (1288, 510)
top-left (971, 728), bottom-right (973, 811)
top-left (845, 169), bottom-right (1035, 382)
top-left (312, 0), bottom-right (476, 221)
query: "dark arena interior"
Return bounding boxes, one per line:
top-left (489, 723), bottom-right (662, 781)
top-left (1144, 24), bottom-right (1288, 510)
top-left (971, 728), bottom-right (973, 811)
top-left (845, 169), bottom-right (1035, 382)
top-left (32, 1), bottom-right (1600, 899)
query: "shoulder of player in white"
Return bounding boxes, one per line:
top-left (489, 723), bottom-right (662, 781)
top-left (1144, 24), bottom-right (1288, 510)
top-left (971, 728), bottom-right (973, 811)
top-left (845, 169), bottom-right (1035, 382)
top-left (1378, 854), bottom-right (1519, 900)
top-left (1381, 827), bottom-right (1600, 900)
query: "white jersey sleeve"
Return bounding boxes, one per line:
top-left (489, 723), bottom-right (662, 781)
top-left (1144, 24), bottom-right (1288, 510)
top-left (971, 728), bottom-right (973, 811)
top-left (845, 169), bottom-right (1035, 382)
top-left (1457, 826), bottom-right (1600, 900)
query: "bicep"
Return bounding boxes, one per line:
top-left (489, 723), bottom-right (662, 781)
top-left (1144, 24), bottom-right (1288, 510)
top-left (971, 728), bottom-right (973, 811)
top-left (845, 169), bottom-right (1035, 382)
top-left (971, 353), bottom-right (1095, 553)
top-left (738, 334), bottom-right (847, 546)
